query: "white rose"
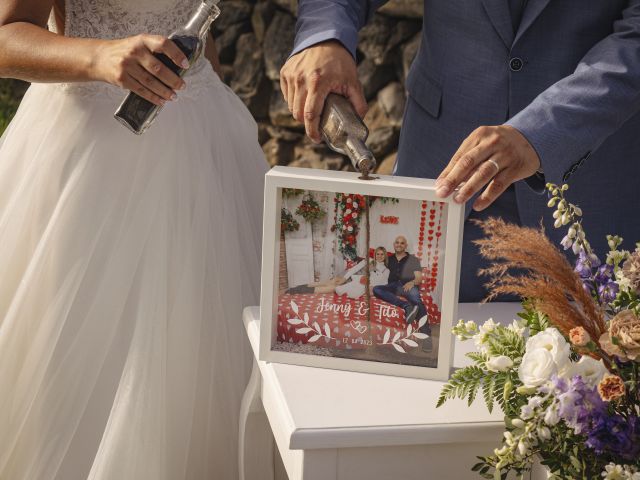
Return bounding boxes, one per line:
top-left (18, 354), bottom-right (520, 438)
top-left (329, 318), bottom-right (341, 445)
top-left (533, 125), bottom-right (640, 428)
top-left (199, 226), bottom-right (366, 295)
top-left (486, 355), bottom-right (514, 372)
top-left (525, 328), bottom-right (571, 371)
top-left (519, 348), bottom-right (557, 387)
top-left (562, 356), bottom-right (608, 387)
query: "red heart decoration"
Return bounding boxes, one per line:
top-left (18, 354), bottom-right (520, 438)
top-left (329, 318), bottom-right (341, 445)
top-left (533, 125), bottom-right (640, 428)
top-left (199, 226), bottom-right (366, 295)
top-left (420, 220), bottom-right (425, 226)
top-left (428, 236), bottom-right (433, 242)
top-left (436, 232), bottom-right (442, 238)
top-left (428, 229), bottom-right (434, 234)
top-left (429, 221), bottom-right (434, 227)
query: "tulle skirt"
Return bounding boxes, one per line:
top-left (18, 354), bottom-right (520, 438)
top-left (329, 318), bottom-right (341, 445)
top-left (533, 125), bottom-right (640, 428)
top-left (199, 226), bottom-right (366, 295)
top-left (0, 68), bottom-right (267, 479)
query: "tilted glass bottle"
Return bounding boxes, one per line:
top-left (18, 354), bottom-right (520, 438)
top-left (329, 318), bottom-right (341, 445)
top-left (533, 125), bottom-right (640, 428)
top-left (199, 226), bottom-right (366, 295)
top-left (114, 0), bottom-right (221, 135)
top-left (320, 93), bottom-right (377, 177)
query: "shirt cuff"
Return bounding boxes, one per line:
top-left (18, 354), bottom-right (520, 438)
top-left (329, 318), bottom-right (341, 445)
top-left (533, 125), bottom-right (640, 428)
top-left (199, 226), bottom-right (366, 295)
top-left (524, 171), bottom-right (546, 194)
top-left (290, 28), bottom-right (359, 60)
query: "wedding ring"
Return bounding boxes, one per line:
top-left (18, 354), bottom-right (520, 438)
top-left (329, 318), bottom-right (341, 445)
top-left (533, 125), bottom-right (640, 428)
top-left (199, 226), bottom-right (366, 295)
top-left (486, 158), bottom-right (500, 174)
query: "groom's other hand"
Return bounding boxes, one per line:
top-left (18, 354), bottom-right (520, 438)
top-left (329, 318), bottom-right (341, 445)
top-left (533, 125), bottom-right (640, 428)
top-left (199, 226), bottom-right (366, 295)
top-left (280, 40), bottom-right (367, 143)
top-left (435, 125), bottom-right (541, 211)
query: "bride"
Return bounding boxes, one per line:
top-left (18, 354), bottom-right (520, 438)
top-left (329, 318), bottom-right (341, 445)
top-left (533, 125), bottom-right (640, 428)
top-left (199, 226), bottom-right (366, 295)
top-left (0, 0), bottom-right (267, 478)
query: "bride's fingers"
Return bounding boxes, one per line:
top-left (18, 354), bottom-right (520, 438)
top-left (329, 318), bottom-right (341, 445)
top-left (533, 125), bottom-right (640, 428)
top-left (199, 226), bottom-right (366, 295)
top-left (123, 73), bottom-right (166, 106)
top-left (138, 52), bottom-right (186, 92)
top-left (130, 64), bottom-right (176, 101)
top-left (141, 34), bottom-right (190, 71)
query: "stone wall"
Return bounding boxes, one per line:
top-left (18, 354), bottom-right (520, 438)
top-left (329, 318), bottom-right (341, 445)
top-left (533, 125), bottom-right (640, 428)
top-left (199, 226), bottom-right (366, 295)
top-left (215, 0), bottom-right (423, 174)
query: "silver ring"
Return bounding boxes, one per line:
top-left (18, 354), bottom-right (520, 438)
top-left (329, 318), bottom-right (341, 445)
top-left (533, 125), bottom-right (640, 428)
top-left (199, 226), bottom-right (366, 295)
top-left (486, 158), bottom-right (500, 174)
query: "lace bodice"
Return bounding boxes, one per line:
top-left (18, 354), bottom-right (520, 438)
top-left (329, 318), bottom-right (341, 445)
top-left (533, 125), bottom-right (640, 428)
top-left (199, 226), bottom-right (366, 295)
top-left (49, 0), bottom-right (218, 99)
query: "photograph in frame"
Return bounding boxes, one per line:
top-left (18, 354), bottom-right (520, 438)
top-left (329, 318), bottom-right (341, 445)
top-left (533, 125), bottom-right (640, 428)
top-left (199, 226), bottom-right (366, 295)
top-left (260, 167), bottom-right (464, 380)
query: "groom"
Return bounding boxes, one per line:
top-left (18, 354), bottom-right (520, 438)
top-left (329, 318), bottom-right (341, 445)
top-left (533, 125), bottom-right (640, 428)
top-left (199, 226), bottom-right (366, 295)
top-left (280, 0), bottom-right (640, 302)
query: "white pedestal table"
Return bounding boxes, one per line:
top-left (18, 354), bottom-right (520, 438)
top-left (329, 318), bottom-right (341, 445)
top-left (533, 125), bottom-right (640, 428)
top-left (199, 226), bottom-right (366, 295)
top-left (238, 303), bottom-right (548, 480)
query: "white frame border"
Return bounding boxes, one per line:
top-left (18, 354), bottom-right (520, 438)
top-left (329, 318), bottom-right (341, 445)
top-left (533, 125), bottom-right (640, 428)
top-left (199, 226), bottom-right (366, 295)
top-left (259, 166), bottom-right (464, 381)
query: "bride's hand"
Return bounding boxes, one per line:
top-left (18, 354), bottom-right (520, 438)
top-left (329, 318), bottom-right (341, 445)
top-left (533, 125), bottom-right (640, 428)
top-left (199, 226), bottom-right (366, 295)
top-left (93, 34), bottom-right (190, 106)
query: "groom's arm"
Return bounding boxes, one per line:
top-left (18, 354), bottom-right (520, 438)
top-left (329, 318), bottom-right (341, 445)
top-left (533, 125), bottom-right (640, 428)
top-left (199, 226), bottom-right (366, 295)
top-left (505, 0), bottom-right (640, 187)
top-left (291, 0), bottom-right (388, 59)
top-left (280, 0), bottom-right (388, 142)
top-left (436, 0), bottom-right (640, 211)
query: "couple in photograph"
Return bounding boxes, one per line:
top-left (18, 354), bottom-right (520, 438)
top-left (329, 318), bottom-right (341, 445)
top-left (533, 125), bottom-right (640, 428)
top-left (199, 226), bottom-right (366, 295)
top-left (286, 235), bottom-right (433, 349)
top-left (0, 0), bottom-right (638, 478)
top-left (371, 236), bottom-right (433, 352)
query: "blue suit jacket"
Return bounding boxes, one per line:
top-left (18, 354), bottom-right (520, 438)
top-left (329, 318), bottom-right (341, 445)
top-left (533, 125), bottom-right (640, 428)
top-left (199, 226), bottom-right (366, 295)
top-left (292, 0), bottom-right (640, 301)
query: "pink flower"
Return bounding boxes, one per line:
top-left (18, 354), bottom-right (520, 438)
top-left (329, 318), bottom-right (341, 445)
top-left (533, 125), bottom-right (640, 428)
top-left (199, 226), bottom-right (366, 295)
top-left (569, 326), bottom-right (591, 347)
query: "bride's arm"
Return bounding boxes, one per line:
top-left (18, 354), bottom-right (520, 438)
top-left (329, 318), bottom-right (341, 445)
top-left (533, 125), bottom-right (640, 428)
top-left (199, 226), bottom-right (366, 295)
top-left (0, 0), bottom-right (190, 105)
top-left (204, 33), bottom-right (222, 78)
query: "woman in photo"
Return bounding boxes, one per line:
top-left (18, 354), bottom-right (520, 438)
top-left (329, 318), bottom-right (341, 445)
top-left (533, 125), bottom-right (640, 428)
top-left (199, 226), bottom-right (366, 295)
top-left (368, 246), bottom-right (390, 292)
top-left (336, 246), bottom-right (390, 298)
top-left (0, 0), bottom-right (267, 478)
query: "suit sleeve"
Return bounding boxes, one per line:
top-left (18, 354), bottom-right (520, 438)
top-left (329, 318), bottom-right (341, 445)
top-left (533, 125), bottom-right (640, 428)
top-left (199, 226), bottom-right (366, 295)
top-left (506, 0), bottom-right (640, 188)
top-left (290, 0), bottom-right (389, 59)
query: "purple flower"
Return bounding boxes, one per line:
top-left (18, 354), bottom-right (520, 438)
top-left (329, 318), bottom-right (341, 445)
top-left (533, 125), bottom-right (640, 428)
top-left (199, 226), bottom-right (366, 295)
top-left (586, 415), bottom-right (640, 461)
top-left (581, 278), bottom-right (595, 295)
top-left (594, 264), bottom-right (614, 285)
top-left (575, 257), bottom-right (593, 279)
top-left (560, 376), bottom-right (607, 434)
top-left (588, 253), bottom-right (602, 269)
top-left (546, 376), bottom-right (640, 460)
top-left (598, 280), bottom-right (619, 303)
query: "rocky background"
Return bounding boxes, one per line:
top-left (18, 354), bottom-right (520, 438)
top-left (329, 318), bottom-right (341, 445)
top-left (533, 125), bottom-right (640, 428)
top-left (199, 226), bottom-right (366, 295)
top-left (215, 0), bottom-right (422, 173)
top-left (0, 0), bottom-right (423, 166)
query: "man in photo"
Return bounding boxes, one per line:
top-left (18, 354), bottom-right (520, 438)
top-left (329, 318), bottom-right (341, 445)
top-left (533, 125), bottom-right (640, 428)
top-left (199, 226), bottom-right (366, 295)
top-left (373, 236), bottom-right (431, 350)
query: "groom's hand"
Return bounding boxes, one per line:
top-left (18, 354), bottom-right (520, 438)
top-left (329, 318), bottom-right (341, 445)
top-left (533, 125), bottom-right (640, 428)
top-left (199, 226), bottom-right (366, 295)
top-left (435, 125), bottom-right (541, 211)
top-left (280, 40), bottom-right (367, 143)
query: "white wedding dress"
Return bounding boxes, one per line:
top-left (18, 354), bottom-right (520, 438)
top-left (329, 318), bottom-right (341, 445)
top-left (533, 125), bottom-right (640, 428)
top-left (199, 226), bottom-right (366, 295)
top-left (0, 1), bottom-right (267, 478)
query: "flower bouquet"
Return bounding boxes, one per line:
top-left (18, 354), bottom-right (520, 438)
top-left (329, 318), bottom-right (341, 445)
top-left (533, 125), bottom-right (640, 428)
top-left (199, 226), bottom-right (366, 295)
top-left (295, 194), bottom-right (326, 223)
top-left (280, 207), bottom-right (299, 233)
top-left (438, 183), bottom-right (640, 479)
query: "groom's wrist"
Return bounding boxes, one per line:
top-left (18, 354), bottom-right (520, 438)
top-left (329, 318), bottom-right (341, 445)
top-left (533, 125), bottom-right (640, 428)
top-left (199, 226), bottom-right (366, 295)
top-left (290, 30), bottom-right (358, 61)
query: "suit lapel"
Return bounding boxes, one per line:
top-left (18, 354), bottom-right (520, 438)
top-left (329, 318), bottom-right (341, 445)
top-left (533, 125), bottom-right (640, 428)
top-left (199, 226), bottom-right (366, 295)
top-left (513, 0), bottom-right (553, 45)
top-left (480, 0), bottom-right (514, 49)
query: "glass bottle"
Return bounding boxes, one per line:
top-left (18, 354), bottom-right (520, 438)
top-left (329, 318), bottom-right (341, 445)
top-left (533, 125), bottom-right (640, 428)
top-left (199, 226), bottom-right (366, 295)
top-left (114, 0), bottom-right (221, 135)
top-left (320, 93), bottom-right (377, 177)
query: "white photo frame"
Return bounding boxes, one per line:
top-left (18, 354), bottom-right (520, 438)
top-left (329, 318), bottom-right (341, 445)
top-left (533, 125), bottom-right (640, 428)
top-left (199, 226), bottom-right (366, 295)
top-left (259, 166), bottom-right (464, 380)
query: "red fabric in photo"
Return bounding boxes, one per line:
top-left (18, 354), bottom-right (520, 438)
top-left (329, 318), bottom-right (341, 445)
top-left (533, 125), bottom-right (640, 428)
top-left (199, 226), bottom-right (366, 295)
top-left (276, 277), bottom-right (441, 349)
